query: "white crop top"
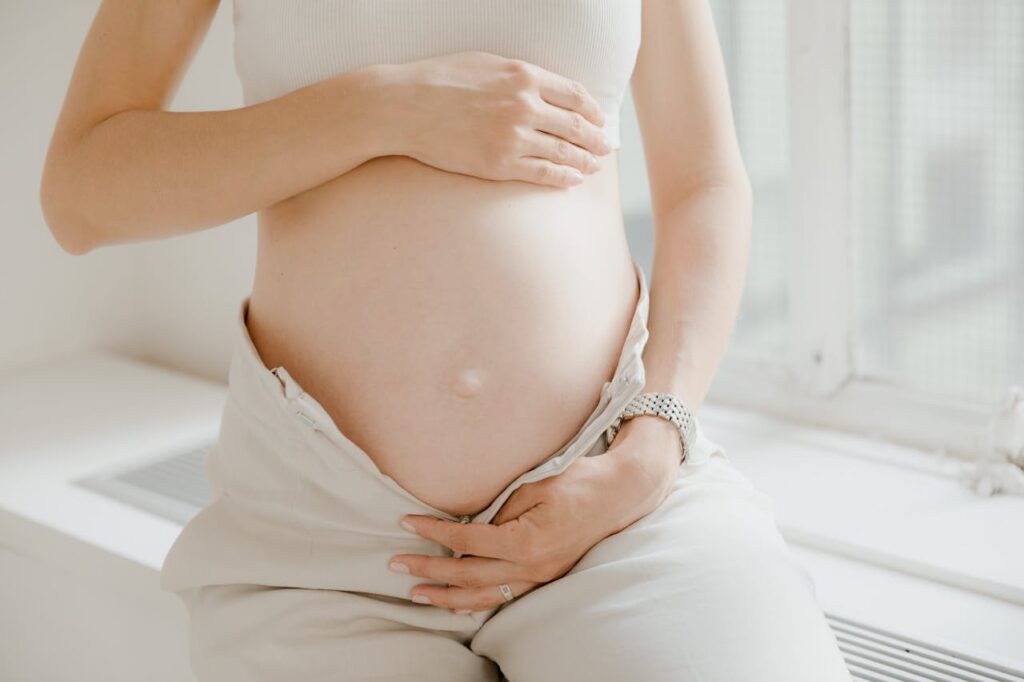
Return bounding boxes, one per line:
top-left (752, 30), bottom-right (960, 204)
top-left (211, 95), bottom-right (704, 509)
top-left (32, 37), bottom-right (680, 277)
top-left (231, 1), bottom-right (642, 149)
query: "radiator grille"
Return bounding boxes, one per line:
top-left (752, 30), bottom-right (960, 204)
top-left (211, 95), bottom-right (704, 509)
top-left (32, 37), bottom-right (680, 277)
top-left (77, 445), bottom-right (212, 526)
top-left (830, 613), bottom-right (1024, 682)
top-left (77, 448), bottom-right (1024, 680)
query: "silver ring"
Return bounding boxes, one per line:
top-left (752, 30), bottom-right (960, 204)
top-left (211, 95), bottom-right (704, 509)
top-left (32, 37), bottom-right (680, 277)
top-left (498, 583), bottom-right (515, 603)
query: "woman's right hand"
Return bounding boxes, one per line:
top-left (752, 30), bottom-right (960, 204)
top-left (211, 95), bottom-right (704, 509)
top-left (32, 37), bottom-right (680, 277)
top-left (376, 51), bottom-right (614, 188)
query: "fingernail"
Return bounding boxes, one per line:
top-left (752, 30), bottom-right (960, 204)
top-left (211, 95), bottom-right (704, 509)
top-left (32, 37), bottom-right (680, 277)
top-left (411, 594), bottom-right (432, 605)
top-left (568, 169), bottom-right (584, 185)
top-left (400, 518), bottom-right (416, 533)
top-left (454, 609), bottom-right (472, 615)
top-left (388, 561), bottom-right (409, 574)
top-left (601, 136), bottom-right (613, 154)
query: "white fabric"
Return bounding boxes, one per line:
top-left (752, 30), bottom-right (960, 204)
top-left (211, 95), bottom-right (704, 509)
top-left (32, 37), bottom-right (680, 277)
top-left (230, 0), bottom-right (642, 149)
top-left (160, 260), bottom-right (852, 681)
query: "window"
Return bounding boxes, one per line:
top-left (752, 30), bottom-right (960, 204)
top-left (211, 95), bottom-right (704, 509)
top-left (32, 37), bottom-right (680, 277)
top-left (852, 0), bottom-right (1024, 407)
top-left (619, 0), bottom-right (1024, 460)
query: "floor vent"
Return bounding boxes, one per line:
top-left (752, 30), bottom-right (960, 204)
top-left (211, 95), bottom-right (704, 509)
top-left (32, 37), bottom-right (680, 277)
top-left (76, 445), bottom-right (212, 526)
top-left (78, 448), bottom-right (1024, 681)
top-left (829, 613), bottom-right (1024, 681)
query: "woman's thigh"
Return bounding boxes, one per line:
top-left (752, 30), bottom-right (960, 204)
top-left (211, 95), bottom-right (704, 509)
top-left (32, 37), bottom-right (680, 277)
top-left (470, 452), bottom-right (853, 682)
top-left (182, 584), bottom-right (500, 682)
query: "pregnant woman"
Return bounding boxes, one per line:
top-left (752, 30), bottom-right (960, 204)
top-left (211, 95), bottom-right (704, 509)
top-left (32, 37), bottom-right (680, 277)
top-left (42, 1), bottom-right (851, 680)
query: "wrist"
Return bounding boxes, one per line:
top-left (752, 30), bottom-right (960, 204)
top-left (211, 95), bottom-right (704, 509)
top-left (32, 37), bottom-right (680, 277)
top-left (321, 63), bottom-right (410, 161)
top-left (605, 417), bottom-right (681, 511)
top-left (351, 62), bottom-right (423, 160)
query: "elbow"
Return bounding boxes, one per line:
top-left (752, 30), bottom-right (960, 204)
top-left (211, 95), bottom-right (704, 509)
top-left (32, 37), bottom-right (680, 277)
top-left (731, 170), bottom-right (753, 205)
top-left (39, 163), bottom-right (98, 256)
top-left (700, 170), bottom-right (753, 206)
top-left (42, 212), bottom-right (96, 257)
top-left (728, 171), bottom-right (754, 222)
top-left (703, 171), bottom-right (753, 219)
top-left (666, 170), bottom-right (753, 215)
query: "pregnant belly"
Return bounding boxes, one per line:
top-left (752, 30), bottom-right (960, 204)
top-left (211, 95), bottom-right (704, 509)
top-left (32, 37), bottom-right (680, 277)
top-left (246, 153), bottom-right (639, 516)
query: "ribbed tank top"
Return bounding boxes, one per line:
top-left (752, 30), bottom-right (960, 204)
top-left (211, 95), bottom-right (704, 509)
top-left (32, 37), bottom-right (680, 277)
top-left (231, 1), bottom-right (642, 149)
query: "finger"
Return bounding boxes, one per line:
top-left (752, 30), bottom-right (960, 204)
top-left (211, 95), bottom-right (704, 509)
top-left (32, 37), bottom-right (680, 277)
top-left (412, 580), bottom-right (537, 612)
top-left (508, 158), bottom-right (584, 189)
top-left (402, 515), bottom-right (521, 561)
top-left (492, 485), bottom-right (543, 527)
top-left (390, 554), bottom-right (527, 588)
top-left (533, 103), bottom-right (613, 157)
top-left (522, 130), bottom-right (600, 176)
top-left (535, 70), bottom-right (605, 128)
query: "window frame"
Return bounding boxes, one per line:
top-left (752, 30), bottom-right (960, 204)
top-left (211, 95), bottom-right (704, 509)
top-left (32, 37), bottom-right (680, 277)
top-left (701, 0), bottom-right (1016, 462)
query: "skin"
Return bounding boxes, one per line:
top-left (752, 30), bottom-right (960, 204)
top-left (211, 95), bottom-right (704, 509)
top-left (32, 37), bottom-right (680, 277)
top-left (42, 0), bottom-right (751, 616)
top-left (397, 0), bottom-right (753, 612)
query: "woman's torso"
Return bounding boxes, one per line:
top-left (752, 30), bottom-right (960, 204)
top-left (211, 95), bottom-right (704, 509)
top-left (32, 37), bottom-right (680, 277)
top-left (236, 0), bottom-right (643, 516)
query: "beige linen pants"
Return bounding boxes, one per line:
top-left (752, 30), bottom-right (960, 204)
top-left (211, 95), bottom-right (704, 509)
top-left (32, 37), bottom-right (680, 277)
top-left (161, 260), bottom-right (852, 681)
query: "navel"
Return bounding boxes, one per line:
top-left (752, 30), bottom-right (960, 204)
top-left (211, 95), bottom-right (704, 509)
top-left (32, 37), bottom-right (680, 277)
top-left (450, 368), bottom-right (486, 399)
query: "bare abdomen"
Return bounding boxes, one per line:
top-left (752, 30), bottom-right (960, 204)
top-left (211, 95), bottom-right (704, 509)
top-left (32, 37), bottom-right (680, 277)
top-left (246, 152), bottom-right (638, 516)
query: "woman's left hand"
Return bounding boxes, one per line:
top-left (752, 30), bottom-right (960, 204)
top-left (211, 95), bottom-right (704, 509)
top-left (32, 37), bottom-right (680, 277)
top-left (389, 416), bottom-right (683, 613)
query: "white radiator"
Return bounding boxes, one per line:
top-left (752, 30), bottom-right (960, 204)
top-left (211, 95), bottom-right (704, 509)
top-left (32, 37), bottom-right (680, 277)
top-left (828, 613), bottom-right (1024, 681)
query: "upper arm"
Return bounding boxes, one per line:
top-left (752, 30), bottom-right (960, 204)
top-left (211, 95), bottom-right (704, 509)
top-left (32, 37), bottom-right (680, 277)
top-left (46, 0), bottom-right (220, 150)
top-left (629, 0), bottom-right (751, 213)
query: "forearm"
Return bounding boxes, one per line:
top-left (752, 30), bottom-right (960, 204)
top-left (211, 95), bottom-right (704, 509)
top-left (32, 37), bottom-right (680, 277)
top-left (41, 65), bottom-right (394, 254)
top-left (641, 180), bottom-right (753, 412)
top-left (601, 179), bottom-right (752, 505)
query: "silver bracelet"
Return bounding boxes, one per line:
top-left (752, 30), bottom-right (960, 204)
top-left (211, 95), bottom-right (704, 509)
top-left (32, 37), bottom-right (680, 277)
top-left (605, 392), bottom-right (697, 462)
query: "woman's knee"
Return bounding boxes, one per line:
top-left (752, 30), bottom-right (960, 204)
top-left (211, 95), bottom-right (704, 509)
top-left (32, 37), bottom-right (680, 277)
top-left (471, 455), bottom-right (852, 681)
top-left (474, 539), bottom-right (849, 681)
top-left (184, 584), bottom-right (499, 681)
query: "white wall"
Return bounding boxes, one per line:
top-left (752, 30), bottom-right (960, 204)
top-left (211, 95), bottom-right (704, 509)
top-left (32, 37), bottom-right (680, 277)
top-left (0, 0), bottom-right (256, 384)
top-left (1, 6), bottom-right (252, 678)
top-left (1, 519), bottom-right (196, 682)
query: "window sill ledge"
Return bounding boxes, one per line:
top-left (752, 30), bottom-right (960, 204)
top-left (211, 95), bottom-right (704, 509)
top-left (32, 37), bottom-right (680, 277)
top-left (699, 401), bottom-right (1024, 666)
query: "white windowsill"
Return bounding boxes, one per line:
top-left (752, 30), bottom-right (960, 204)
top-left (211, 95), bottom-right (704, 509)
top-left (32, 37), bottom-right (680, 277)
top-left (698, 401), bottom-right (1024, 667)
